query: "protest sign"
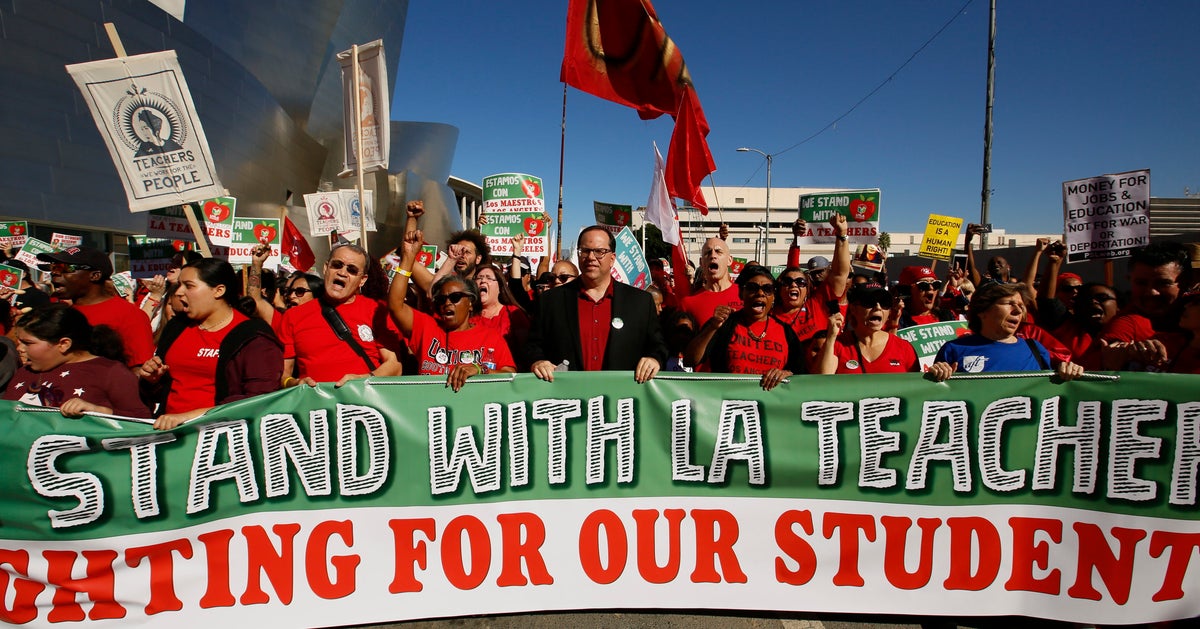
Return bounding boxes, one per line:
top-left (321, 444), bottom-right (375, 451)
top-left (611, 226), bottom-right (650, 288)
top-left (0, 221), bottom-right (29, 249)
top-left (797, 190), bottom-right (880, 244)
top-left (479, 212), bottom-right (550, 257)
top-left (341, 189), bottom-right (376, 233)
top-left (0, 263), bottom-right (23, 288)
top-left (0, 371), bottom-right (1196, 627)
top-left (1062, 169), bottom-right (1150, 263)
top-left (594, 201), bottom-right (635, 234)
top-left (853, 243), bottom-right (888, 272)
top-left (730, 256), bottom-right (747, 278)
top-left (228, 217), bottom-right (282, 267)
top-left (337, 40), bottom-right (390, 176)
top-left (918, 214), bottom-right (963, 262)
top-left (110, 270), bottom-right (136, 298)
top-left (303, 191), bottom-right (344, 237)
top-left (894, 320), bottom-right (969, 370)
top-left (191, 196), bottom-right (236, 246)
top-left (482, 173), bottom-right (549, 259)
top-left (483, 173), bottom-right (545, 214)
top-left (49, 233), bottom-right (83, 249)
top-left (66, 51), bottom-right (224, 212)
top-left (128, 235), bottom-right (181, 278)
top-left (14, 238), bottom-right (55, 268)
top-left (146, 206), bottom-right (197, 241)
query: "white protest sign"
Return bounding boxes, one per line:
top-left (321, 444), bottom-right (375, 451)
top-left (66, 51), bottom-right (224, 212)
top-left (1062, 169), bottom-right (1150, 263)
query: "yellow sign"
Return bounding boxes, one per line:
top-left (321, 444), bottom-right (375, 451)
top-left (918, 214), bottom-right (963, 261)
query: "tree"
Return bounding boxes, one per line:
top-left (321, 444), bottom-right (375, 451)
top-left (633, 222), bottom-right (672, 261)
top-left (878, 231), bottom-right (891, 251)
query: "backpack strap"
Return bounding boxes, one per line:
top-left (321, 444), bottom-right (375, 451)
top-left (1025, 338), bottom-right (1050, 370)
top-left (320, 302), bottom-right (378, 372)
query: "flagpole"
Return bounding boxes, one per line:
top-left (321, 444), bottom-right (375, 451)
top-left (556, 83), bottom-right (567, 260)
top-left (979, 0), bottom-right (996, 251)
top-left (352, 44), bottom-right (369, 256)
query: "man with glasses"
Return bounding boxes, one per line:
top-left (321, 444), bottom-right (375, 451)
top-left (527, 226), bottom-right (666, 383)
top-left (896, 265), bottom-right (959, 330)
top-left (277, 242), bottom-right (403, 386)
top-left (1101, 241), bottom-right (1191, 369)
top-left (37, 247), bottom-right (154, 369)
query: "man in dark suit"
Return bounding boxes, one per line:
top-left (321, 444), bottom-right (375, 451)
top-left (528, 226), bottom-right (667, 383)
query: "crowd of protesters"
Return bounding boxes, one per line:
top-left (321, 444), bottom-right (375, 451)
top-left (1, 208), bottom-right (1197, 429)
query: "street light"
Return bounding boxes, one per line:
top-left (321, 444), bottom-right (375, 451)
top-left (737, 147), bottom-right (772, 266)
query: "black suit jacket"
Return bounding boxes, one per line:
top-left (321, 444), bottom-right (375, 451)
top-left (526, 280), bottom-right (667, 371)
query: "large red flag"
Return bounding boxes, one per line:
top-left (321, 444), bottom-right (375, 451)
top-left (561, 0), bottom-right (715, 213)
top-left (282, 215), bottom-right (315, 272)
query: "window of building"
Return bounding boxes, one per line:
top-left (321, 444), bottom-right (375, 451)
top-left (734, 197), bottom-right (744, 204)
top-left (732, 237), bottom-right (750, 244)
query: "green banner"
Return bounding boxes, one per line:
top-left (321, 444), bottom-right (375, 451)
top-left (1, 372), bottom-right (1197, 625)
top-left (798, 189), bottom-right (881, 245)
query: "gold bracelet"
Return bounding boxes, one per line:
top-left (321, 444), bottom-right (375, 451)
top-left (282, 377), bottom-right (296, 387)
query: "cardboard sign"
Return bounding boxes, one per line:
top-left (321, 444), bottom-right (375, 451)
top-left (894, 320), bottom-right (969, 370)
top-left (14, 238), bottom-right (55, 269)
top-left (853, 244), bottom-right (888, 272)
top-left (0, 263), bottom-right (24, 289)
top-left (797, 189), bottom-right (881, 244)
top-left (594, 201), bottom-right (634, 234)
top-left (128, 235), bottom-right (182, 279)
top-left (918, 214), bottom-right (963, 262)
top-left (66, 50), bottom-right (225, 212)
top-left (611, 226), bottom-right (650, 289)
top-left (228, 217), bottom-right (281, 267)
top-left (1062, 169), bottom-right (1150, 263)
top-left (191, 196), bottom-right (236, 246)
top-left (0, 221), bottom-right (29, 249)
top-left (50, 233), bottom-right (83, 249)
top-left (110, 271), bottom-right (136, 298)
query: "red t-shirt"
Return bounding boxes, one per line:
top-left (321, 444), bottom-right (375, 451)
top-left (1102, 309), bottom-right (1188, 360)
top-left (472, 304), bottom-right (530, 353)
top-left (1018, 320), bottom-right (1072, 365)
top-left (409, 309), bottom-right (516, 375)
top-left (1169, 345), bottom-right (1200, 374)
top-left (164, 311), bottom-right (247, 415)
top-left (279, 296), bottom-right (402, 382)
top-left (723, 318), bottom-right (791, 374)
top-left (775, 280), bottom-right (841, 342)
top-left (829, 333), bottom-right (919, 374)
top-left (1052, 320), bottom-right (1102, 370)
top-left (682, 284), bottom-right (742, 327)
top-left (73, 297), bottom-right (155, 367)
top-left (4, 355), bottom-right (150, 417)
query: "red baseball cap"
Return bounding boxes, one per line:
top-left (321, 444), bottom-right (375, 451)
top-left (899, 266), bottom-right (937, 286)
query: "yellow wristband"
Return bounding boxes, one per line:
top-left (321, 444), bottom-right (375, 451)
top-left (282, 377), bottom-right (296, 387)
top-left (397, 268), bottom-right (413, 277)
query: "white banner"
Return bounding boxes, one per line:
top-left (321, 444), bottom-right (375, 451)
top-left (1062, 169), bottom-right (1151, 263)
top-left (66, 51), bottom-right (225, 212)
top-left (338, 40), bottom-right (390, 175)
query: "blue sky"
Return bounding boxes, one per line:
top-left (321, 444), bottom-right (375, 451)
top-left (393, 0), bottom-right (1199, 239)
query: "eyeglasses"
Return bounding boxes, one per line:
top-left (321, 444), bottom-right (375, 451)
top-left (915, 281), bottom-right (943, 292)
top-left (328, 259), bottom-right (363, 276)
top-left (578, 247), bottom-right (612, 259)
top-left (50, 263), bottom-right (93, 274)
top-left (1059, 284), bottom-right (1081, 293)
top-left (285, 287), bottom-right (311, 297)
top-left (741, 282), bottom-right (775, 295)
top-left (432, 291), bottom-right (470, 308)
top-left (555, 274), bottom-right (577, 284)
top-left (778, 276), bottom-right (809, 288)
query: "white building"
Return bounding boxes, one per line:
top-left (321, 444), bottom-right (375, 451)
top-left (632, 186), bottom-right (1060, 268)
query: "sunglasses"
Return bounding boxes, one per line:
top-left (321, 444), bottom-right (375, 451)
top-left (915, 281), bottom-right (943, 292)
top-left (852, 292), bottom-right (892, 308)
top-left (1059, 284), bottom-right (1082, 292)
top-left (284, 287), bottom-right (312, 297)
top-left (50, 263), bottom-right (93, 274)
top-left (778, 276), bottom-right (809, 288)
top-left (328, 259), bottom-right (363, 276)
top-left (1081, 294), bottom-right (1116, 304)
top-left (741, 282), bottom-right (775, 295)
top-left (433, 291), bottom-right (471, 308)
top-left (555, 274), bottom-right (577, 283)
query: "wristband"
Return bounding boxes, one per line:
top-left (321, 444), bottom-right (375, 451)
top-left (397, 268), bottom-right (413, 277)
top-left (282, 377), bottom-right (296, 387)
top-left (836, 234), bottom-right (848, 242)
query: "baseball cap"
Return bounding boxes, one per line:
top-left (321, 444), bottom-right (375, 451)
top-left (37, 246), bottom-right (113, 278)
top-left (848, 281), bottom-right (891, 306)
top-left (805, 256), bottom-right (831, 272)
top-left (899, 265), bottom-right (937, 286)
top-left (1057, 272), bottom-right (1083, 286)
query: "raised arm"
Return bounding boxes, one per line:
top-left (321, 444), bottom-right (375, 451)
top-left (827, 214), bottom-right (851, 299)
top-left (964, 224), bottom-right (982, 286)
top-left (246, 244), bottom-right (277, 323)
top-left (387, 228), bottom-right (423, 337)
top-left (1023, 237), bottom-right (1049, 298)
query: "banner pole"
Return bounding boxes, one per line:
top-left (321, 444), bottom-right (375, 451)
top-left (104, 23), bottom-right (211, 257)
top-left (556, 83), bottom-right (567, 261)
top-left (351, 45), bottom-right (369, 256)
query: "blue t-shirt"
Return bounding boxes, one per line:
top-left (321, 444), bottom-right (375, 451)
top-left (934, 334), bottom-right (1051, 373)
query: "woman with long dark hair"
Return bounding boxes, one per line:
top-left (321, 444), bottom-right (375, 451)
top-left (4, 304), bottom-right (150, 418)
top-left (138, 258), bottom-right (282, 429)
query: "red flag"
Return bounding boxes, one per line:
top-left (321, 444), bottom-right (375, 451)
top-left (282, 216), bottom-right (315, 272)
top-left (665, 86), bottom-right (714, 213)
top-left (561, 0), bottom-right (715, 213)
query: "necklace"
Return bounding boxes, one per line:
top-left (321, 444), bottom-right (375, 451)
top-left (199, 310), bottom-right (234, 332)
top-left (747, 318), bottom-right (770, 342)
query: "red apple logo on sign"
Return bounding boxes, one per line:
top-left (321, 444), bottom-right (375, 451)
top-left (523, 217), bottom-right (545, 237)
top-left (0, 270), bottom-right (18, 287)
top-left (254, 223), bottom-right (278, 244)
top-left (171, 240), bottom-right (189, 251)
top-left (849, 198), bottom-right (877, 222)
top-left (613, 209), bottom-right (630, 227)
top-left (415, 250), bottom-right (433, 267)
top-left (204, 200), bottom-right (231, 223)
top-left (8, 224), bottom-right (25, 237)
top-left (520, 178), bottom-right (541, 198)
top-left (730, 259), bottom-right (745, 275)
